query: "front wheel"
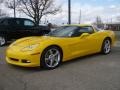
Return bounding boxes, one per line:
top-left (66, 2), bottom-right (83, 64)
top-left (40, 46), bottom-right (62, 69)
top-left (101, 39), bottom-right (111, 54)
top-left (0, 36), bottom-right (6, 46)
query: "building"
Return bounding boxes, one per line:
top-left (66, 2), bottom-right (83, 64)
top-left (104, 23), bottom-right (120, 31)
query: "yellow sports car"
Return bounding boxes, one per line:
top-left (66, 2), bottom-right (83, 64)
top-left (6, 24), bottom-right (116, 69)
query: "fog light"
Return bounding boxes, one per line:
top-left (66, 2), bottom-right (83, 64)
top-left (22, 60), bottom-right (31, 63)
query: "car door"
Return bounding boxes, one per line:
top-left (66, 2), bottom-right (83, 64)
top-left (12, 19), bottom-right (25, 39)
top-left (4, 19), bottom-right (22, 39)
top-left (22, 19), bottom-right (39, 36)
top-left (68, 26), bottom-right (98, 58)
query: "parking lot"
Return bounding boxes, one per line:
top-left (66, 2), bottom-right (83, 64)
top-left (0, 31), bottom-right (120, 90)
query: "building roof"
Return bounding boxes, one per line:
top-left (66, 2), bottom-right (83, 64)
top-left (104, 22), bottom-right (120, 25)
top-left (64, 24), bottom-right (93, 27)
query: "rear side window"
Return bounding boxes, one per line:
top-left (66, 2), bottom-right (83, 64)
top-left (24, 20), bottom-right (35, 26)
top-left (8, 19), bottom-right (19, 26)
top-left (11, 19), bottom-right (22, 26)
top-left (1, 19), bottom-right (14, 26)
top-left (16, 20), bottom-right (21, 26)
top-left (0, 19), bottom-right (9, 25)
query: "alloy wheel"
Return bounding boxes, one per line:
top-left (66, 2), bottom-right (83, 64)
top-left (103, 39), bottom-right (111, 54)
top-left (44, 48), bottom-right (61, 68)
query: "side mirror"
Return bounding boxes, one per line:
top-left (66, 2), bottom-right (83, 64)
top-left (80, 33), bottom-right (90, 38)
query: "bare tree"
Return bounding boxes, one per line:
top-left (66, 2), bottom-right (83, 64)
top-left (19, 0), bottom-right (60, 25)
top-left (0, 0), bottom-right (4, 3)
top-left (94, 16), bottom-right (104, 28)
top-left (5, 0), bottom-right (21, 17)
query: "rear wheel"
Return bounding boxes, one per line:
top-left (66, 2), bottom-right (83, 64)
top-left (0, 36), bottom-right (6, 46)
top-left (40, 46), bottom-right (62, 69)
top-left (101, 39), bottom-right (111, 54)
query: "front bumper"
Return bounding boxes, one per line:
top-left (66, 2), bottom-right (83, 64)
top-left (6, 50), bottom-right (41, 67)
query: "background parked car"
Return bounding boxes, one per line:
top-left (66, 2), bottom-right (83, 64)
top-left (0, 17), bottom-right (51, 46)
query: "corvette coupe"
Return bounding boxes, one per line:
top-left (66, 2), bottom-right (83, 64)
top-left (6, 24), bottom-right (115, 69)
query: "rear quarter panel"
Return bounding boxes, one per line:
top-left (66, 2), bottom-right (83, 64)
top-left (99, 30), bottom-right (116, 46)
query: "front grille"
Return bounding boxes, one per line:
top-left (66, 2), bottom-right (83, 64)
top-left (10, 58), bottom-right (19, 62)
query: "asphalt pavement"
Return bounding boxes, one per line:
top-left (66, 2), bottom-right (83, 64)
top-left (0, 31), bottom-right (120, 90)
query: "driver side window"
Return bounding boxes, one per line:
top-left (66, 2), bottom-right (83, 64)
top-left (24, 20), bottom-right (35, 26)
top-left (71, 26), bottom-right (94, 37)
top-left (79, 26), bottom-right (94, 34)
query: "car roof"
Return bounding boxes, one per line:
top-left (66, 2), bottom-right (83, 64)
top-left (0, 17), bottom-right (32, 20)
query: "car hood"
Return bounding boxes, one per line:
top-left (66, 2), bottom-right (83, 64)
top-left (10, 36), bottom-right (61, 47)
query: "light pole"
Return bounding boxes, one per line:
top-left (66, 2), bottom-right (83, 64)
top-left (79, 9), bottom-right (81, 24)
top-left (13, 0), bottom-right (16, 18)
top-left (68, 0), bottom-right (71, 24)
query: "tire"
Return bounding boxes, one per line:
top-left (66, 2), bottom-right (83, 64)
top-left (101, 38), bottom-right (111, 54)
top-left (40, 46), bottom-right (62, 69)
top-left (0, 36), bottom-right (6, 46)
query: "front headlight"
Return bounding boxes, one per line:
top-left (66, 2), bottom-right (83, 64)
top-left (21, 44), bottom-right (39, 51)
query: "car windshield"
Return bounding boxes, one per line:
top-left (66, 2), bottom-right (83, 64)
top-left (47, 26), bottom-right (79, 37)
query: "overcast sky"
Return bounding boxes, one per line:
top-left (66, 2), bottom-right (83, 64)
top-left (1, 0), bottom-right (120, 25)
top-left (53, 0), bottom-right (120, 24)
